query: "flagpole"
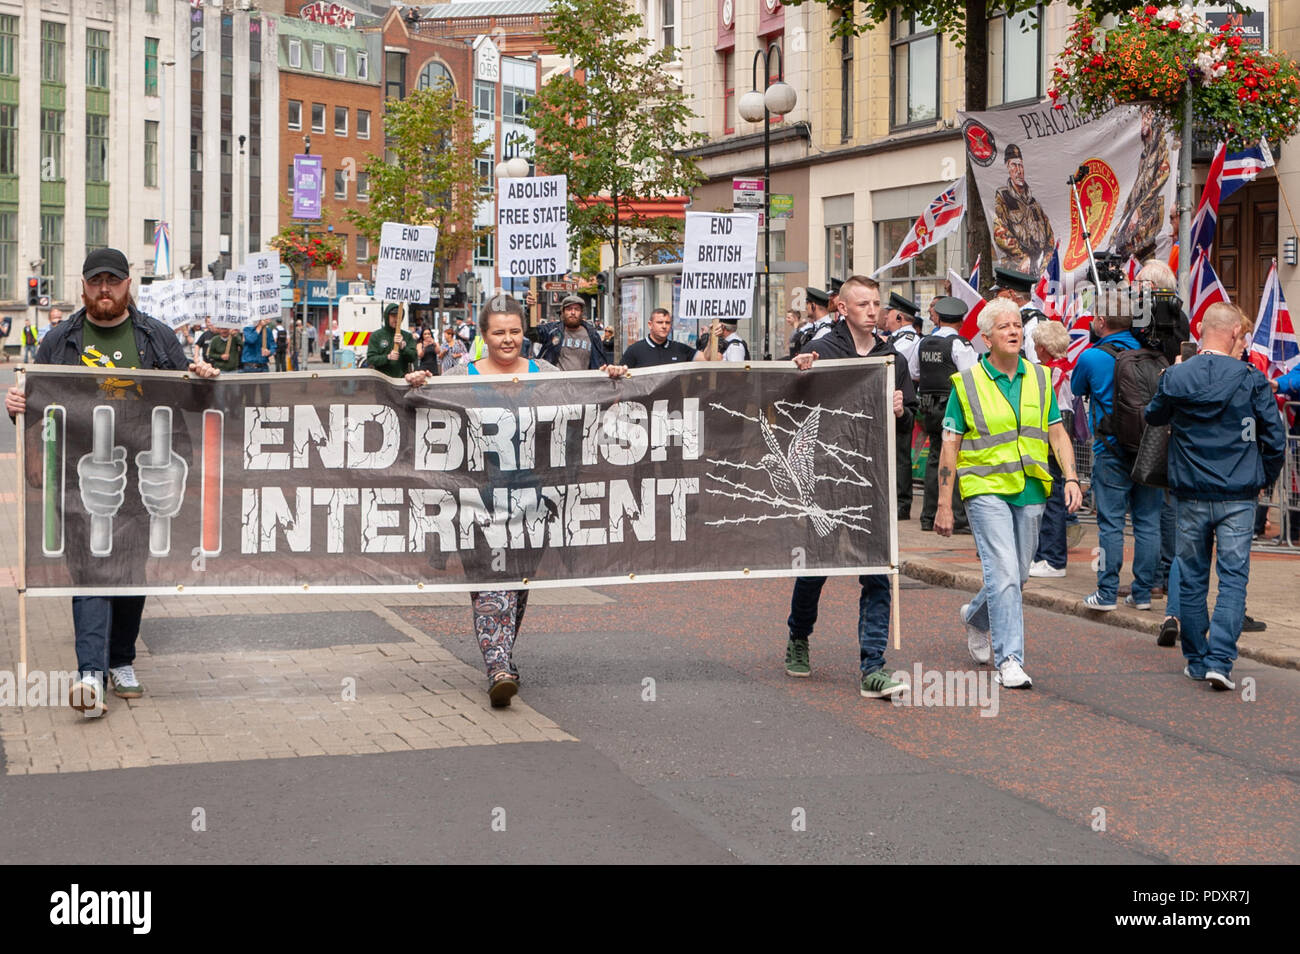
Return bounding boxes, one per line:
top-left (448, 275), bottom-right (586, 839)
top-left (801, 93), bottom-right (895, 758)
top-left (1273, 171), bottom-right (1300, 238)
top-left (1177, 79), bottom-right (1194, 302)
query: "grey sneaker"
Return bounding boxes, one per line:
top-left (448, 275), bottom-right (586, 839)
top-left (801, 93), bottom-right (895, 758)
top-left (784, 638), bottom-right (810, 677)
top-left (961, 603), bottom-right (991, 665)
top-left (860, 669), bottom-right (908, 699)
top-left (1084, 592), bottom-right (1117, 612)
top-left (108, 665), bottom-right (143, 699)
top-left (1124, 594), bottom-right (1152, 611)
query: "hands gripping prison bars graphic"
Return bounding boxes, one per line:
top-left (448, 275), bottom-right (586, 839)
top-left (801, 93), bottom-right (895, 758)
top-left (42, 405), bottom-right (226, 559)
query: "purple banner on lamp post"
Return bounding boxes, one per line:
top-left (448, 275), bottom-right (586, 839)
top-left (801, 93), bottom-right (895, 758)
top-left (292, 154), bottom-right (323, 219)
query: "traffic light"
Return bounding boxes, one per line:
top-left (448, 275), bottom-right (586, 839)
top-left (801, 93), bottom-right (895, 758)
top-left (597, 271), bottom-right (609, 295)
top-left (38, 278), bottom-right (49, 300)
top-left (26, 276), bottom-right (38, 306)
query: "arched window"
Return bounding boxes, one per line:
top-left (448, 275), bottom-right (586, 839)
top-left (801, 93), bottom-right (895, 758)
top-left (417, 59), bottom-right (454, 93)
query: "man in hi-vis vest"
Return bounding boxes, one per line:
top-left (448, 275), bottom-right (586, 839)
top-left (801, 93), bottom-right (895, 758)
top-left (933, 298), bottom-right (1081, 690)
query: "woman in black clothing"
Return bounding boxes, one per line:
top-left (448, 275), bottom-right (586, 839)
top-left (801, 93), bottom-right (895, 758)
top-left (415, 326), bottom-right (441, 376)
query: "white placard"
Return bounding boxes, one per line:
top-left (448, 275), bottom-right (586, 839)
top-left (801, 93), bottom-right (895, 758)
top-left (678, 212), bottom-right (759, 323)
top-left (211, 279), bottom-right (249, 330)
top-left (136, 283), bottom-right (158, 322)
top-left (243, 252), bottom-right (282, 320)
top-left (497, 174), bottom-right (569, 279)
top-left (154, 280), bottom-right (188, 330)
top-left (374, 222), bottom-right (439, 303)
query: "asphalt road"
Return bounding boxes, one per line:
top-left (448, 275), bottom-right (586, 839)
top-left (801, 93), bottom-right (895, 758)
top-left (3, 576), bottom-right (1294, 866)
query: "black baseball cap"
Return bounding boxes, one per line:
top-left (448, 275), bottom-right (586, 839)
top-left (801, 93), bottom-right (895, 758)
top-left (82, 248), bottom-right (129, 281)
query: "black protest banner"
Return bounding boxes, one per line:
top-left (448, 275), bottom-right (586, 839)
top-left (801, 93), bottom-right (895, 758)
top-left (19, 361), bottom-right (894, 595)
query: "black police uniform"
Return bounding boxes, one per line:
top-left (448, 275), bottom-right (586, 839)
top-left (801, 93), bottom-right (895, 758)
top-left (917, 331), bottom-right (970, 531)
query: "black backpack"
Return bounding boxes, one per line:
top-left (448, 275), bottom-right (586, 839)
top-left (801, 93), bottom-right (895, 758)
top-left (1096, 342), bottom-right (1169, 453)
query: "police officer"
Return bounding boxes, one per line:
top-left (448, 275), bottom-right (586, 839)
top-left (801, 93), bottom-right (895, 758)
top-left (918, 296), bottom-right (978, 532)
top-left (991, 265), bottom-right (1047, 364)
top-left (882, 292), bottom-right (921, 519)
top-left (791, 287), bottom-right (835, 352)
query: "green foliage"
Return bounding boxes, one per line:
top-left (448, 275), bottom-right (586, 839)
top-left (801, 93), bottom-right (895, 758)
top-left (346, 84), bottom-right (492, 264)
top-left (784, 1), bottom-right (1135, 47)
top-left (528, 0), bottom-right (705, 261)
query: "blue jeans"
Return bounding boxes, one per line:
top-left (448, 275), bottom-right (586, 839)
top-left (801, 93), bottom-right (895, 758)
top-left (1176, 498), bottom-right (1253, 679)
top-left (1091, 447), bottom-right (1161, 603)
top-left (787, 574), bottom-right (891, 675)
top-left (964, 495), bottom-right (1044, 667)
top-left (1158, 491), bottom-right (1178, 588)
top-left (71, 595), bottom-right (146, 677)
top-left (1033, 455), bottom-right (1068, 569)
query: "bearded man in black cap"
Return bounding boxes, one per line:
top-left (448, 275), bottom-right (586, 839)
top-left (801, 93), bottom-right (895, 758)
top-left (993, 143), bottom-right (1055, 274)
top-left (537, 294), bottom-right (609, 370)
top-left (5, 248), bottom-right (220, 715)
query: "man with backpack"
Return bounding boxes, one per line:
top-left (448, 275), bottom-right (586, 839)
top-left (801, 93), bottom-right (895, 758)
top-left (1073, 309), bottom-right (1167, 611)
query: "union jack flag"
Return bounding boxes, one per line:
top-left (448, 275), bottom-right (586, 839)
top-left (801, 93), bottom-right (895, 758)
top-left (967, 255), bottom-right (980, 290)
top-left (1062, 292), bottom-right (1094, 374)
top-left (1125, 254), bottom-right (1142, 284)
top-left (1249, 260), bottom-right (1300, 380)
top-left (1189, 142), bottom-right (1274, 260)
top-left (1030, 242), bottom-right (1064, 319)
top-left (1188, 248), bottom-right (1230, 342)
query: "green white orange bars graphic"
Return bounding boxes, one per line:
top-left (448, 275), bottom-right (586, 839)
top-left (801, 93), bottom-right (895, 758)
top-left (200, 409), bottom-right (224, 556)
top-left (41, 405), bottom-right (65, 557)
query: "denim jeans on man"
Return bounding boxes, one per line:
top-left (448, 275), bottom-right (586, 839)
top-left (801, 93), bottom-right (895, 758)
top-left (963, 496), bottom-right (1044, 667)
top-left (1091, 446), bottom-right (1161, 603)
top-left (787, 575), bottom-right (891, 675)
top-left (72, 595), bottom-right (146, 677)
top-left (1176, 499), bottom-right (1253, 679)
top-left (1033, 454), bottom-right (1067, 570)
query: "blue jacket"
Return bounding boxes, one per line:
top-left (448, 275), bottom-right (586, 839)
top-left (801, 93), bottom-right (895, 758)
top-left (1072, 329), bottom-right (1140, 456)
top-left (1277, 367), bottom-right (1300, 399)
top-left (535, 319), bottom-right (607, 370)
top-left (1145, 353), bottom-right (1285, 501)
top-left (241, 322), bottom-right (275, 366)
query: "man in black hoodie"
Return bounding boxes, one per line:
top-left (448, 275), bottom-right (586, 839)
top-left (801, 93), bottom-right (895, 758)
top-left (1145, 302), bottom-right (1285, 691)
top-left (782, 274), bottom-right (917, 699)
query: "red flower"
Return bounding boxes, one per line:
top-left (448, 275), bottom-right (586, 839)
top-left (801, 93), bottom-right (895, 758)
top-left (1090, 54), bottom-right (1105, 68)
top-left (1168, 20), bottom-right (1181, 31)
top-left (1053, 102), bottom-right (1064, 111)
top-left (1048, 88), bottom-right (1059, 100)
top-left (1251, 90), bottom-right (1260, 102)
top-left (1145, 5), bottom-right (1157, 15)
top-left (1238, 87), bottom-right (1251, 100)
top-left (1245, 75), bottom-right (1258, 88)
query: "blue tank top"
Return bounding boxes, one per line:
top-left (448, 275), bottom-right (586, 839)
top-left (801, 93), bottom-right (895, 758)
top-left (467, 359), bottom-right (539, 375)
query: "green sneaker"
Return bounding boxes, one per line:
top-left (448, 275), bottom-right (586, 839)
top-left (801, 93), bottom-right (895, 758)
top-left (784, 638), bottom-right (810, 677)
top-left (860, 668), bottom-right (907, 699)
top-left (108, 665), bottom-right (143, 699)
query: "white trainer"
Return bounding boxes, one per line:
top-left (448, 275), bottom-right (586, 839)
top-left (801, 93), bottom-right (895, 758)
top-left (68, 673), bottom-right (108, 717)
top-left (1028, 560), bottom-right (1067, 579)
top-left (996, 659), bottom-right (1033, 689)
top-left (961, 603), bottom-right (992, 665)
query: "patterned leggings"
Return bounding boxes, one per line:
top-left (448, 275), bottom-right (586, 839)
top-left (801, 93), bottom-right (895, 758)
top-left (470, 590), bottom-right (529, 678)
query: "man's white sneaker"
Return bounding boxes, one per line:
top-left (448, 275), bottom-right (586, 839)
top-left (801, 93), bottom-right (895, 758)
top-left (1028, 560), bottom-right (1067, 579)
top-left (961, 603), bottom-right (991, 665)
top-left (108, 665), bottom-right (143, 699)
top-left (996, 659), bottom-right (1033, 689)
top-left (1124, 594), bottom-right (1152, 611)
top-left (1205, 671), bottom-right (1236, 692)
top-left (68, 673), bottom-right (108, 717)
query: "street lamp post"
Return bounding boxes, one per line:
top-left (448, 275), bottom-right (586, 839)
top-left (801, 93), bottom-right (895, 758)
top-left (160, 57), bottom-right (176, 278)
top-left (738, 44), bottom-right (796, 360)
top-left (495, 132), bottom-right (531, 313)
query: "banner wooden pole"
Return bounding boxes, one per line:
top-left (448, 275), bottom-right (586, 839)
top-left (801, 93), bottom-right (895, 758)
top-left (14, 367), bottom-right (27, 688)
top-left (1273, 168), bottom-right (1300, 237)
top-left (885, 357), bottom-right (901, 651)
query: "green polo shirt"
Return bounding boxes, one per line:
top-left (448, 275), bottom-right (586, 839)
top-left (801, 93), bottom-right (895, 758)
top-left (942, 356), bottom-right (1061, 506)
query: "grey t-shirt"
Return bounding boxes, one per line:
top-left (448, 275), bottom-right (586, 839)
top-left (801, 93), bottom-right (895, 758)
top-left (557, 330), bottom-right (593, 371)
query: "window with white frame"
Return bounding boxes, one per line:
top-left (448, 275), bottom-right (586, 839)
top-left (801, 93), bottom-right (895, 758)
top-left (311, 43), bottom-right (324, 72)
top-left (356, 109), bottom-right (370, 139)
top-left (356, 51), bottom-right (368, 79)
top-left (334, 47), bottom-right (346, 76)
top-left (988, 6), bottom-right (1042, 107)
top-left (890, 13), bottom-right (939, 129)
top-left (334, 105), bottom-right (347, 136)
top-left (311, 102), bottom-right (325, 133)
top-left (334, 168), bottom-right (347, 199)
top-left (288, 38), bottom-right (301, 69)
top-left (356, 171), bottom-right (369, 200)
top-left (287, 99), bottom-right (302, 130)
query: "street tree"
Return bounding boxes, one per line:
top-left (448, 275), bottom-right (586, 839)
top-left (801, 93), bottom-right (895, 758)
top-left (786, 0), bottom-right (1134, 290)
top-left (347, 82), bottom-right (491, 301)
top-left (528, 0), bottom-right (706, 326)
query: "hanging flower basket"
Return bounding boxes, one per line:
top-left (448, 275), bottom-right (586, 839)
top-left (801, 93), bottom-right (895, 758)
top-left (269, 230), bottom-right (347, 271)
top-left (1050, 6), bottom-right (1300, 150)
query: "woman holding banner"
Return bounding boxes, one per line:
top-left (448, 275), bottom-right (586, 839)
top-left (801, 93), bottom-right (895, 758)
top-left (406, 295), bottom-right (628, 707)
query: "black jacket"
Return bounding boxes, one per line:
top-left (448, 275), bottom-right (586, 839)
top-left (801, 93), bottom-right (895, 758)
top-left (800, 321), bottom-right (917, 435)
top-left (35, 305), bottom-right (190, 370)
top-left (535, 319), bottom-right (608, 369)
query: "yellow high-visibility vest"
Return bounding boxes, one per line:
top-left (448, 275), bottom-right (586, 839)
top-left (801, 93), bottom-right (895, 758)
top-left (950, 359), bottom-right (1053, 498)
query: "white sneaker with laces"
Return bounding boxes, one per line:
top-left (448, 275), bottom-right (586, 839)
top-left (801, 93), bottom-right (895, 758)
top-left (108, 664), bottom-right (143, 698)
top-left (68, 673), bottom-right (107, 717)
top-left (1205, 671), bottom-right (1235, 691)
top-left (996, 659), bottom-right (1033, 689)
top-left (961, 603), bottom-right (992, 665)
top-left (1083, 592), bottom-right (1117, 612)
top-left (1028, 560), bottom-right (1067, 579)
